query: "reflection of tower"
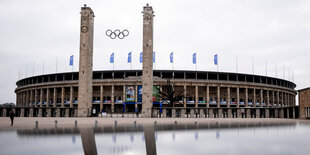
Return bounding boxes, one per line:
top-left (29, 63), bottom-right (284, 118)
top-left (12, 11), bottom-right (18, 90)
top-left (78, 4), bottom-right (94, 117)
top-left (141, 4), bottom-right (154, 117)
top-left (80, 128), bottom-right (98, 155)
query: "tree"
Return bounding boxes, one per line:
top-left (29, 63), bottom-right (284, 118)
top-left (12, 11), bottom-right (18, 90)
top-left (156, 79), bottom-right (184, 107)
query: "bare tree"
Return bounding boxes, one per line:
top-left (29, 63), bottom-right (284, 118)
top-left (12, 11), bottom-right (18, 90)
top-left (157, 79), bottom-right (184, 107)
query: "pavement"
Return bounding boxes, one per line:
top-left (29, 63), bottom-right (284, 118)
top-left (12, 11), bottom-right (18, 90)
top-left (1, 117), bottom-right (309, 130)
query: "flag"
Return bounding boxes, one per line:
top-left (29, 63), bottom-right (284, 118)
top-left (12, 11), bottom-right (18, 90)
top-left (214, 54), bottom-right (218, 65)
top-left (128, 52), bottom-right (132, 63)
top-left (170, 52), bottom-right (173, 63)
top-left (193, 53), bottom-right (196, 64)
top-left (110, 53), bottom-right (114, 63)
top-left (153, 52), bottom-right (155, 63)
top-left (69, 55), bottom-right (73, 66)
top-left (139, 52), bottom-right (143, 63)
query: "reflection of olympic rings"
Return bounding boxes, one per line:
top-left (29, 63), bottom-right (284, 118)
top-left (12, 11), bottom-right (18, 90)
top-left (105, 29), bottom-right (129, 39)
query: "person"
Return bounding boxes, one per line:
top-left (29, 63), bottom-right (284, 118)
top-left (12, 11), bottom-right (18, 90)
top-left (9, 109), bottom-right (15, 126)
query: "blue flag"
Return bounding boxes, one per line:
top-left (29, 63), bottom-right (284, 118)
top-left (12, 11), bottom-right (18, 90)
top-left (139, 52), bottom-right (143, 63)
top-left (193, 53), bottom-right (196, 64)
top-left (170, 52), bottom-right (173, 63)
top-left (128, 52), bottom-right (132, 63)
top-left (69, 55), bottom-right (73, 66)
top-left (153, 52), bottom-right (155, 63)
top-left (110, 53), bottom-right (114, 63)
top-left (214, 54), bottom-right (218, 65)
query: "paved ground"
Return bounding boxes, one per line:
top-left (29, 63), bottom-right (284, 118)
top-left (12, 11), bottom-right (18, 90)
top-left (1, 117), bottom-right (309, 130)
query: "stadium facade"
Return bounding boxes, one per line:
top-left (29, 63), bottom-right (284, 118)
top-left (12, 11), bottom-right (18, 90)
top-left (5, 70), bottom-right (297, 118)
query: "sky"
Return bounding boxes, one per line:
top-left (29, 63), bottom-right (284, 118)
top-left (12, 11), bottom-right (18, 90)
top-left (0, 0), bottom-right (309, 104)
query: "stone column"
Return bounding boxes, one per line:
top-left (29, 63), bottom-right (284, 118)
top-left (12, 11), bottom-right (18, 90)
top-left (209, 109), bottom-right (214, 118)
top-left (293, 108), bottom-right (295, 119)
top-left (34, 89), bottom-right (38, 107)
top-left (217, 86), bottom-right (220, 108)
top-left (162, 109), bottom-right (167, 118)
top-left (38, 108), bottom-right (42, 117)
top-left (200, 109), bottom-right (205, 118)
top-left (256, 109), bottom-right (260, 118)
top-left (61, 87), bottom-right (65, 107)
top-left (195, 86), bottom-right (198, 108)
top-left (275, 109), bottom-right (279, 118)
top-left (112, 85), bottom-right (115, 113)
top-left (40, 89), bottom-right (44, 107)
top-left (265, 109), bottom-right (269, 118)
top-left (253, 88), bottom-right (256, 107)
top-left (237, 109), bottom-right (241, 118)
top-left (228, 109), bottom-right (232, 118)
top-left (277, 91), bottom-right (280, 108)
top-left (46, 88), bottom-right (50, 107)
top-left (65, 109), bottom-right (70, 117)
top-left (245, 87), bottom-right (248, 107)
top-left (281, 92), bottom-right (284, 107)
top-left (30, 90), bottom-right (33, 107)
top-left (46, 108), bottom-right (51, 117)
top-left (267, 90), bottom-right (270, 108)
top-left (237, 87), bottom-right (240, 108)
top-left (218, 109), bottom-right (223, 118)
top-left (190, 109), bottom-right (195, 118)
top-left (272, 91), bottom-right (275, 108)
top-left (56, 108), bottom-right (60, 117)
top-left (172, 109), bottom-right (176, 117)
top-left (260, 89), bottom-right (263, 107)
top-left (53, 88), bottom-right (57, 107)
top-left (227, 87), bottom-right (230, 108)
top-left (280, 109), bottom-right (284, 118)
top-left (20, 108), bottom-right (24, 117)
top-left (78, 5), bottom-right (94, 117)
top-left (206, 85), bottom-right (210, 107)
top-left (70, 87), bottom-right (73, 107)
top-left (181, 109), bottom-right (186, 118)
top-left (29, 108), bottom-right (34, 117)
top-left (246, 109), bottom-right (251, 118)
top-left (141, 4), bottom-right (154, 117)
top-left (183, 85), bottom-right (187, 107)
top-left (100, 85), bottom-right (103, 112)
top-left (287, 108), bottom-right (290, 118)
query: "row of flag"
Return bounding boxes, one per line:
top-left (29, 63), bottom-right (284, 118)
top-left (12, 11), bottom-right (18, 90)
top-left (105, 52), bottom-right (219, 65)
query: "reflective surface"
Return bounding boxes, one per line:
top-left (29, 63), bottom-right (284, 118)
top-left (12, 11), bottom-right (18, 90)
top-left (1, 121), bottom-right (310, 155)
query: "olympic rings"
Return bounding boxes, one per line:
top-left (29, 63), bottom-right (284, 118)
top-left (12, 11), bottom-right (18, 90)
top-left (106, 29), bottom-right (129, 39)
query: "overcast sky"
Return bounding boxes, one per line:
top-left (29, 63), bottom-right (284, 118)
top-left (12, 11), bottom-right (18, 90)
top-left (0, 0), bottom-right (309, 104)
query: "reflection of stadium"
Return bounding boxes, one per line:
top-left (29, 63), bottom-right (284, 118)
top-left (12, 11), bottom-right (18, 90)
top-left (10, 70), bottom-right (297, 118)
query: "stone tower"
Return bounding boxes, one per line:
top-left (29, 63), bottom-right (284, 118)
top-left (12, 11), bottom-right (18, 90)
top-left (141, 4), bottom-right (154, 117)
top-left (78, 4), bottom-right (94, 117)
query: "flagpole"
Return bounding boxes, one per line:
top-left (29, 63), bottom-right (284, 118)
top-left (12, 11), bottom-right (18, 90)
top-left (33, 61), bottom-right (35, 76)
top-left (265, 60), bottom-right (267, 76)
top-left (26, 64), bottom-right (27, 77)
top-left (42, 59), bottom-right (45, 75)
top-left (275, 62), bottom-right (277, 78)
top-left (252, 57), bottom-right (254, 75)
top-left (283, 65), bottom-right (285, 79)
top-left (236, 56), bottom-right (238, 73)
top-left (56, 57), bottom-right (58, 73)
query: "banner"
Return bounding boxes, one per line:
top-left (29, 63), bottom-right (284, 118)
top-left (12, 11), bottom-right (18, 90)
top-left (193, 53), bottom-right (196, 64)
top-left (153, 86), bottom-right (160, 102)
top-left (170, 52), bottom-right (173, 63)
top-left (110, 53), bottom-right (114, 63)
top-left (214, 54), bottom-right (218, 65)
top-left (125, 86), bottom-right (135, 102)
top-left (128, 52), bottom-right (132, 63)
top-left (69, 55), bottom-right (73, 66)
top-left (138, 85), bottom-right (142, 102)
top-left (139, 52), bottom-right (143, 63)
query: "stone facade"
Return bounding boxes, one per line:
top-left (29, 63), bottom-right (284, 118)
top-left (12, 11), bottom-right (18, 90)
top-left (78, 5), bottom-right (94, 117)
top-left (142, 4), bottom-right (154, 117)
top-left (298, 87), bottom-right (310, 119)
